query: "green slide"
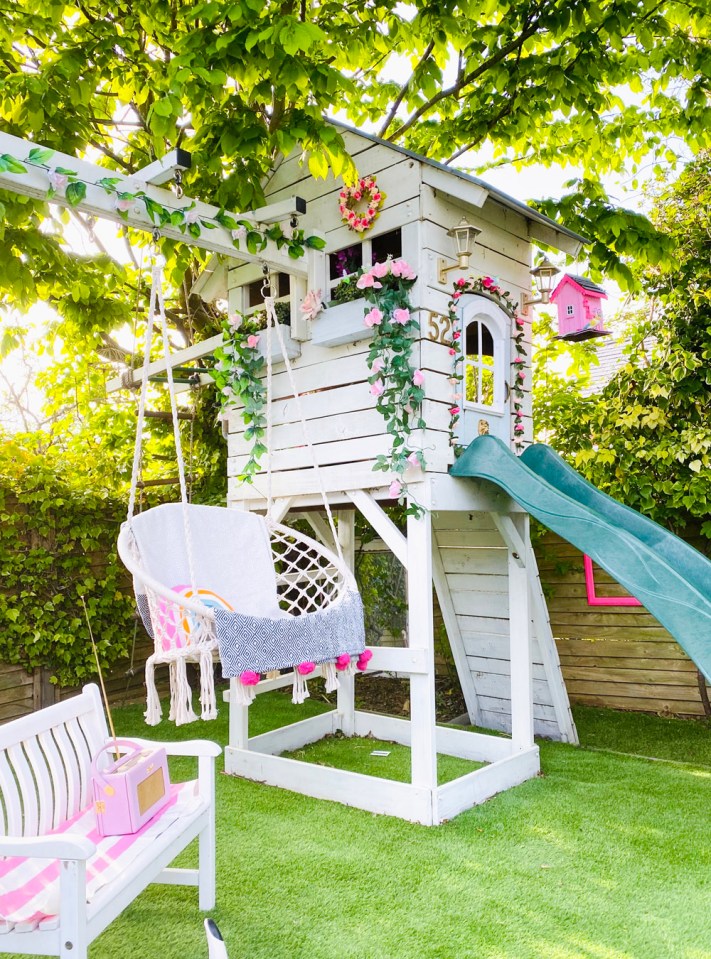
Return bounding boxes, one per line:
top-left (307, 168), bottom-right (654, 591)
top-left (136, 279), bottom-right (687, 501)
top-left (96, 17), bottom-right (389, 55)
top-left (452, 435), bottom-right (711, 683)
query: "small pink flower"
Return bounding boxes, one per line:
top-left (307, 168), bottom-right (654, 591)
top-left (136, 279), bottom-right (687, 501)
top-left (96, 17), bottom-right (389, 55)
top-left (448, 377), bottom-right (458, 385)
top-left (371, 357), bottom-right (384, 374)
top-left (246, 334), bottom-right (260, 348)
top-left (371, 261), bottom-right (390, 278)
top-left (335, 653), bottom-right (352, 671)
top-left (456, 277), bottom-right (467, 288)
top-left (449, 348), bottom-right (457, 356)
top-left (393, 308), bottom-right (410, 325)
top-left (514, 357), bottom-right (525, 364)
top-left (412, 369), bottom-right (425, 387)
top-left (114, 195), bottom-right (133, 212)
top-left (373, 193), bottom-right (382, 202)
top-left (228, 313), bottom-right (241, 329)
top-left (49, 170), bottom-right (69, 191)
top-left (240, 671), bottom-right (260, 686)
top-left (370, 380), bottom-right (385, 397)
top-left (232, 226), bottom-right (247, 242)
top-left (297, 661), bottom-right (315, 676)
top-left (403, 402), bottom-right (414, 415)
top-left (517, 370), bottom-right (525, 380)
top-left (449, 406), bottom-right (460, 415)
top-left (515, 317), bottom-right (525, 328)
top-left (389, 479), bottom-right (402, 498)
top-left (300, 288), bottom-right (324, 321)
top-left (390, 259), bottom-right (416, 280)
top-left (364, 307), bottom-right (383, 327)
top-left (514, 424), bottom-right (525, 433)
top-left (407, 451), bottom-right (421, 468)
top-left (353, 191), bottom-right (362, 201)
top-left (450, 392), bottom-right (462, 401)
top-left (452, 331), bottom-right (461, 340)
top-left (357, 273), bottom-right (382, 290)
top-left (452, 291), bottom-right (462, 301)
top-left (482, 276), bottom-right (493, 288)
top-left (184, 207), bottom-right (200, 225)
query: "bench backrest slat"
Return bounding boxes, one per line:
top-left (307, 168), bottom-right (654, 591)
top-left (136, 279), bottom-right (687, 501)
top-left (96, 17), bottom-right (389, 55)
top-left (0, 685), bottom-right (109, 837)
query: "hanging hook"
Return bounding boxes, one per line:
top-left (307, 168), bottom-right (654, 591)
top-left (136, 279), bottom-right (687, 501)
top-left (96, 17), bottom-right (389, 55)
top-left (174, 169), bottom-right (184, 199)
top-left (261, 262), bottom-right (272, 298)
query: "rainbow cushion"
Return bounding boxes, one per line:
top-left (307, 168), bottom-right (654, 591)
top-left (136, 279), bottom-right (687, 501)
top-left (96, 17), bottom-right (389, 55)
top-left (156, 586), bottom-right (234, 650)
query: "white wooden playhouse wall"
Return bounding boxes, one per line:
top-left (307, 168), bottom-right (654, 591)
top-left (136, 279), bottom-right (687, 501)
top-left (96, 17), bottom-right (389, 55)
top-left (225, 129), bottom-right (533, 509)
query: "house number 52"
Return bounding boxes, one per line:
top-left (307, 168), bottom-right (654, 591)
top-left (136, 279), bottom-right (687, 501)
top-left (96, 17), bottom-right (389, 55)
top-left (427, 312), bottom-right (453, 344)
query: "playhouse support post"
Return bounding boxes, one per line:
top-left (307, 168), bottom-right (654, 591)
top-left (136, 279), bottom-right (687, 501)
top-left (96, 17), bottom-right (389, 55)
top-left (406, 506), bottom-right (438, 803)
top-left (506, 513), bottom-right (535, 751)
top-left (336, 509), bottom-right (356, 736)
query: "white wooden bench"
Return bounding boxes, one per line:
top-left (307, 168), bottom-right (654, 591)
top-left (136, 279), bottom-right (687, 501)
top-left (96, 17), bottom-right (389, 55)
top-left (0, 684), bottom-right (220, 959)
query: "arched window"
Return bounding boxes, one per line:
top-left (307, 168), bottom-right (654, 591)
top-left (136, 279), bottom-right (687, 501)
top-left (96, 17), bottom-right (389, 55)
top-left (464, 320), bottom-right (496, 408)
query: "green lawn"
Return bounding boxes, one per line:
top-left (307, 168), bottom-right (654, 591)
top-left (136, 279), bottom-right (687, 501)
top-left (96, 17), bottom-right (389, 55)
top-left (49, 696), bottom-right (711, 958)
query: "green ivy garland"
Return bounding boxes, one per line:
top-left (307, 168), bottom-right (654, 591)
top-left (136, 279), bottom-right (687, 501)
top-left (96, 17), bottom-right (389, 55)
top-left (210, 316), bottom-right (267, 484)
top-left (0, 148), bottom-right (326, 259)
top-left (357, 259), bottom-right (426, 515)
top-left (446, 275), bottom-right (528, 451)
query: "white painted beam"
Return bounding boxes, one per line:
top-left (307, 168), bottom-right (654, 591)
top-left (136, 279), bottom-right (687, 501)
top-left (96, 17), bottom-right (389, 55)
top-left (135, 148), bottom-right (192, 186)
top-left (346, 489), bottom-right (408, 567)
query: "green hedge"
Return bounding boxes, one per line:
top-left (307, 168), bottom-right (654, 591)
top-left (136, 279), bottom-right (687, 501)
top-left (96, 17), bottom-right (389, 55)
top-left (0, 441), bottom-right (136, 686)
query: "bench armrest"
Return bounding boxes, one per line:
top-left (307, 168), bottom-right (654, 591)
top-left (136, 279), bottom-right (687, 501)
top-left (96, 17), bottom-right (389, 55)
top-left (106, 737), bottom-right (221, 759)
top-left (0, 834), bottom-right (95, 861)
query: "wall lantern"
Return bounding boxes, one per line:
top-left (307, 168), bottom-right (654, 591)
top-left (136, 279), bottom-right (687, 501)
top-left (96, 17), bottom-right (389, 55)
top-left (523, 256), bottom-right (560, 307)
top-left (438, 217), bottom-right (481, 284)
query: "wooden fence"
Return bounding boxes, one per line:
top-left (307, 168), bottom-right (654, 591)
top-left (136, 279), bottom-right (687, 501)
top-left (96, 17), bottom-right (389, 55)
top-left (537, 532), bottom-right (711, 718)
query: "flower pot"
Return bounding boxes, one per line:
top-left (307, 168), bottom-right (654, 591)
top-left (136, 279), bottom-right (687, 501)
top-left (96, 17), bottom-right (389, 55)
top-left (311, 298), bottom-right (372, 348)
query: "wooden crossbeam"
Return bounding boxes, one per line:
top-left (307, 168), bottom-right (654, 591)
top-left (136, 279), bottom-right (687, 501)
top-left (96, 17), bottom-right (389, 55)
top-left (0, 131), bottom-right (309, 275)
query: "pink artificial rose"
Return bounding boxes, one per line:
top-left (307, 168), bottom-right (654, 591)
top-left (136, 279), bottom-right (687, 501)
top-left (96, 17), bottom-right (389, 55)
top-left (515, 317), bottom-right (525, 328)
top-left (448, 377), bottom-right (458, 385)
top-left (240, 671), bottom-right (260, 686)
top-left (448, 348), bottom-right (457, 356)
top-left (364, 307), bottom-right (383, 327)
top-left (403, 402), bottom-right (414, 415)
top-left (456, 277), bottom-right (467, 288)
top-left (114, 195), bottom-right (133, 212)
top-left (452, 291), bottom-right (461, 301)
top-left (184, 208), bottom-right (200, 225)
top-left (452, 331), bottom-right (461, 340)
top-left (300, 288), bottom-right (324, 321)
top-left (246, 334), bottom-right (260, 348)
top-left (449, 405), bottom-right (460, 416)
top-left (370, 380), bottom-right (385, 397)
top-left (371, 357), bottom-right (384, 374)
top-left (371, 260), bottom-right (390, 278)
top-left (297, 661), bottom-right (315, 676)
top-left (450, 392), bottom-right (462, 401)
top-left (412, 369), bottom-right (425, 387)
top-left (335, 653), bottom-right (352, 671)
top-left (49, 170), bottom-right (69, 191)
top-left (391, 259), bottom-right (415, 280)
top-left (389, 479), bottom-right (403, 499)
top-left (482, 276), bottom-right (493, 288)
top-left (514, 357), bottom-right (525, 364)
top-left (514, 424), bottom-right (525, 433)
top-left (228, 313), bottom-right (241, 329)
top-left (517, 370), bottom-right (525, 380)
top-left (232, 226), bottom-right (248, 242)
top-left (393, 308), bottom-right (410, 325)
top-left (356, 273), bottom-right (379, 290)
top-left (373, 193), bottom-right (382, 201)
top-left (407, 451), bottom-right (421, 468)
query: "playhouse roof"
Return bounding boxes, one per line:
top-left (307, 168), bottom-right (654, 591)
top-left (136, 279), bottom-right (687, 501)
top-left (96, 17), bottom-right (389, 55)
top-left (550, 273), bottom-right (607, 301)
top-left (322, 122), bottom-right (589, 255)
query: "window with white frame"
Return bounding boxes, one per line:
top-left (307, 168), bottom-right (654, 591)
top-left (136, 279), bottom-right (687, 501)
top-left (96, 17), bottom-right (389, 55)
top-left (327, 229), bottom-right (402, 300)
top-left (464, 320), bottom-right (496, 408)
top-left (566, 304), bottom-right (574, 316)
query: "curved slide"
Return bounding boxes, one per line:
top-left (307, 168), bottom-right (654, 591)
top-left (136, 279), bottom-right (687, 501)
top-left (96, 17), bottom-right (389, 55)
top-left (452, 435), bottom-right (711, 683)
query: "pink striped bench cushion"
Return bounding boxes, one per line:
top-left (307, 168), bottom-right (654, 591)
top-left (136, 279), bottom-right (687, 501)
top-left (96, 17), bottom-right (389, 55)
top-left (0, 781), bottom-right (200, 929)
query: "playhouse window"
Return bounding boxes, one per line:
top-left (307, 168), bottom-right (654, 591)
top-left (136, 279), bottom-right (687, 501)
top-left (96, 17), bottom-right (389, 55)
top-left (566, 304), bottom-right (574, 316)
top-left (371, 228), bottom-right (402, 264)
top-left (464, 321), bottom-right (496, 408)
top-left (329, 244), bottom-right (363, 280)
top-left (328, 229), bottom-right (403, 294)
top-left (247, 273), bottom-right (290, 307)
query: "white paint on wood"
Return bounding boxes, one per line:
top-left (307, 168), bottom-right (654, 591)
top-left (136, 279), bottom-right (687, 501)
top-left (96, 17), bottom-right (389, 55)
top-left (436, 747), bottom-right (540, 822)
top-left (347, 490), bottom-right (408, 567)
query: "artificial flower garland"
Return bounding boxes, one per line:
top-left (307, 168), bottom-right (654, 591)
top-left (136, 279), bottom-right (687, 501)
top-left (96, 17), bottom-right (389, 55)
top-left (339, 176), bottom-right (385, 234)
top-left (0, 147), bottom-right (326, 259)
top-left (356, 258), bottom-right (426, 516)
top-left (446, 275), bottom-right (528, 451)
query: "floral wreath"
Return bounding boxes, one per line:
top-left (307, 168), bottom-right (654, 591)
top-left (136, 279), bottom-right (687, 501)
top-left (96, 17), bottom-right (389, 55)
top-left (446, 276), bottom-right (528, 451)
top-left (339, 176), bottom-right (385, 234)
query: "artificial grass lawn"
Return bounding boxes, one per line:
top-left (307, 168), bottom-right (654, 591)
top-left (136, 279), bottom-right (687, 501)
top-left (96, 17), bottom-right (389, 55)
top-left (41, 695), bottom-right (711, 959)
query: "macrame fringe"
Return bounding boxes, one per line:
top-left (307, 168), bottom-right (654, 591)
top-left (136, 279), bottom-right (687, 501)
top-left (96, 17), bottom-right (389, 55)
top-left (172, 657), bottom-right (197, 726)
top-left (144, 657), bottom-right (162, 726)
top-left (199, 649), bottom-right (218, 721)
top-left (322, 660), bottom-right (340, 693)
top-left (232, 679), bottom-right (257, 706)
top-left (292, 672), bottom-right (310, 705)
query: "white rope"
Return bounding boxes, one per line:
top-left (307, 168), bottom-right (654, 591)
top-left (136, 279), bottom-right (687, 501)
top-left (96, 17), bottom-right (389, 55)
top-left (127, 270), bottom-right (158, 522)
top-left (264, 274), bottom-right (274, 521)
top-left (262, 291), bottom-right (343, 562)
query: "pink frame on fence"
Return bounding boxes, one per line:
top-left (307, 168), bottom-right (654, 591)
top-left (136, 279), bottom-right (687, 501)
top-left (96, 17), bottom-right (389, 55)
top-left (583, 555), bottom-right (642, 607)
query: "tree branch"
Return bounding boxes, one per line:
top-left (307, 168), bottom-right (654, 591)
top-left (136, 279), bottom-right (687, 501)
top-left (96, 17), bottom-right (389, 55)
top-left (378, 40), bottom-right (435, 138)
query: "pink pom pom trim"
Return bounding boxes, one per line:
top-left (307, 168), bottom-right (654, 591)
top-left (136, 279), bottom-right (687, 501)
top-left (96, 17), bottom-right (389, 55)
top-left (297, 661), bottom-right (316, 676)
top-left (356, 649), bottom-right (373, 671)
top-left (240, 670), bottom-right (261, 686)
top-left (335, 653), bottom-right (352, 671)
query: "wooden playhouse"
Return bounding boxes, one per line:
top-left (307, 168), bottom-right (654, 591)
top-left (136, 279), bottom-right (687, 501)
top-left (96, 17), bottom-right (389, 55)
top-left (195, 124), bottom-right (587, 824)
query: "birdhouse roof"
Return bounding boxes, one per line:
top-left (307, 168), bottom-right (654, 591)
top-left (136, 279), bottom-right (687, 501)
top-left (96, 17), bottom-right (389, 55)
top-left (550, 273), bottom-right (608, 302)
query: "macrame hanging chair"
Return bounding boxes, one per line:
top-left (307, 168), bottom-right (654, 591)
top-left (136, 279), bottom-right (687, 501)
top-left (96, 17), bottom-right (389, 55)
top-left (117, 257), bottom-right (366, 726)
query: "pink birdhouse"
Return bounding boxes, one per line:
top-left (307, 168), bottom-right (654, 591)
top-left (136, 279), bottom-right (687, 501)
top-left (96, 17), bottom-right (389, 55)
top-left (550, 274), bottom-right (610, 341)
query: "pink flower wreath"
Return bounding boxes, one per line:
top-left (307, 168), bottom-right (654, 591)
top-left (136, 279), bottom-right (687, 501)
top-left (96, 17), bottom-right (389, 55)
top-left (338, 176), bottom-right (385, 234)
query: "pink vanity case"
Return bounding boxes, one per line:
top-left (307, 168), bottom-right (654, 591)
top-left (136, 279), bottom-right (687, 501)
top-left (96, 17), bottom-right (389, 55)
top-left (92, 738), bottom-right (170, 836)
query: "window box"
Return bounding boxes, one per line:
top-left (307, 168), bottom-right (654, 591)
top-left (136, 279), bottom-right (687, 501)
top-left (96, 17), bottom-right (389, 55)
top-left (311, 298), bottom-right (372, 348)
